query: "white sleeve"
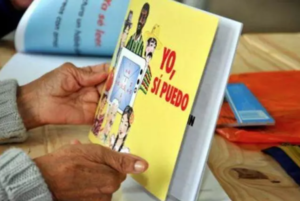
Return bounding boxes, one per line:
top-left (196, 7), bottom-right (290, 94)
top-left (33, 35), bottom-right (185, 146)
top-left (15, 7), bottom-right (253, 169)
top-left (121, 147), bottom-right (130, 154)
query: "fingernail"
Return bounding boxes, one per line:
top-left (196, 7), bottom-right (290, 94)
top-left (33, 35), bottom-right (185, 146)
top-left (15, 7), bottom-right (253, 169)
top-left (134, 161), bottom-right (146, 173)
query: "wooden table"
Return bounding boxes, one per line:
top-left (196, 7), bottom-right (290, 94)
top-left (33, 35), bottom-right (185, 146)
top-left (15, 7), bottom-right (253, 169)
top-left (1, 33), bottom-right (300, 201)
top-left (209, 33), bottom-right (300, 201)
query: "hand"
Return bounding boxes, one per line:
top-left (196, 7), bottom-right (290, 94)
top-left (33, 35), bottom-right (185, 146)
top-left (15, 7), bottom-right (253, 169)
top-left (11, 0), bottom-right (33, 10)
top-left (17, 63), bottom-right (109, 129)
top-left (34, 142), bottom-right (148, 201)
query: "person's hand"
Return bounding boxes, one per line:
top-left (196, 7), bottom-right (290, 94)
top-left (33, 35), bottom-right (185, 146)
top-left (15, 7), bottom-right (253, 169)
top-left (11, 0), bottom-right (33, 10)
top-left (34, 142), bottom-right (148, 201)
top-left (17, 62), bottom-right (109, 129)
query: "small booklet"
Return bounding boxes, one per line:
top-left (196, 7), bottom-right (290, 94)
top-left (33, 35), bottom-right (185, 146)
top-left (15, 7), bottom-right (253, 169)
top-left (88, 0), bottom-right (219, 200)
top-left (218, 83), bottom-right (275, 127)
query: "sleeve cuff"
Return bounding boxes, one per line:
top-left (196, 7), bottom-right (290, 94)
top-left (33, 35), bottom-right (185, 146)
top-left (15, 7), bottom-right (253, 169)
top-left (0, 148), bottom-right (53, 201)
top-left (0, 80), bottom-right (28, 144)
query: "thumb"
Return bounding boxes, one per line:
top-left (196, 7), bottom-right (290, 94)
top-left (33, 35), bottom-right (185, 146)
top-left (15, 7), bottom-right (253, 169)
top-left (103, 149), bottom-right (149, 174)
top-left (70, 139), bottom-right (82, 145)
top-left (75, 64), bottom-right (109, 87)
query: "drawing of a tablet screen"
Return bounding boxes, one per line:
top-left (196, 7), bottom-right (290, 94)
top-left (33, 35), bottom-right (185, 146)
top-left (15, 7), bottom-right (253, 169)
top-left (109, 56), bottom-right (142, 112)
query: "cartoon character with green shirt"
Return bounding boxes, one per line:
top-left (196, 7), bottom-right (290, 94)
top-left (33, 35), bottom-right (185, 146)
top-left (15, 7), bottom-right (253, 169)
top-left (126, 3), bottom-right (150, 57)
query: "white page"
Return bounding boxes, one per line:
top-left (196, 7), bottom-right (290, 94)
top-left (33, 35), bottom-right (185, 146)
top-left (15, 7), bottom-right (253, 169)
top-left (0, 53), bottom-right (230, 201)
top-left (0, 53), bottom-right (110, 85)
top-left (168, 10), bottom-right (242, 201)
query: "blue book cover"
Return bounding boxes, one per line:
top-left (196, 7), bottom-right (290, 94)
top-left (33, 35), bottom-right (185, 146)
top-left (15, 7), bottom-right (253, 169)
top-left (218, 83), bottom-right (275, 127)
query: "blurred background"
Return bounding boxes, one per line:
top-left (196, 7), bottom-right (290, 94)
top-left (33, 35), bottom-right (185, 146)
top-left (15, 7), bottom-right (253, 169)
top-left (178, 0), bottom-right (300, 33)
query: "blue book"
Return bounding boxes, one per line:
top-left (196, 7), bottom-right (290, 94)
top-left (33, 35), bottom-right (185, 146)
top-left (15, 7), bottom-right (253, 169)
top-left (218, 83), bottom-right (275, 127)
top-left (15, 0), bottom-right (130, 56)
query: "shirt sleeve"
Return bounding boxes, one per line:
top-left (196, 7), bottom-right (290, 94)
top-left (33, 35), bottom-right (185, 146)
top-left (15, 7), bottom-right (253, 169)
top-left (0, 0), bottom-right (25, 38)
top-left (0, 148), bottom-right (53, 201)
top-left (0, 80), bottom-right (28, 144)
top-left (0, 80), bottom-right (53, 200)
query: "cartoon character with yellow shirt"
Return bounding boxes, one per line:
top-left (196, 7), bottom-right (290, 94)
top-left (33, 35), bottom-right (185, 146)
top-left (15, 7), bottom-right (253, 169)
top-left (110, 105), bottom-right (134, 153)
top-left (99, 99), bottom-right (119, 144)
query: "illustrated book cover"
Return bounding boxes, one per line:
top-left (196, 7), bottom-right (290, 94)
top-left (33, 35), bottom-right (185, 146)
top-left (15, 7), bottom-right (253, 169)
top-left (88, 0), bottom-right (219, 200)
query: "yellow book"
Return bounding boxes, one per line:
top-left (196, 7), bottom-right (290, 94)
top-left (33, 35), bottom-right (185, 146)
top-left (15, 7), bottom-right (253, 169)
top-left (89, 0), bottom-right (219, 200)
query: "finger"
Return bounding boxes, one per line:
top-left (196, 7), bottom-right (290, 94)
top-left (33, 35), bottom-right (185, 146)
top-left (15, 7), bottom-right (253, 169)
top-left (100, 147), bottom-right (149, 174)
top-left (84, 195), bottom-right (112, 201)
top-left (97, 83), bottom-right (105, 94)
top-left (76, 67), bottom-right (108, 87)
top-left (101, 194), bottom-right (112, 201)
top-left (95, 165), bottom-right (123, 194)
top-left (74, 194), bottom-right (112, 201)
top-left (83, 63), bottom-right (110, 74)
top-left (71, 139), bottom-right (82, 145)
top-left (80, 87), bottom-right (100, 104)
top-left (120, 172), bottom-right (127, 182)
top-left (85, 194), bottom-right (112, 201)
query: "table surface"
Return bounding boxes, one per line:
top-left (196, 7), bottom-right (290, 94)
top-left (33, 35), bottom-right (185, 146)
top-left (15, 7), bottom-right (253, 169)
top-left (1, 33), bottom-right (300, 201)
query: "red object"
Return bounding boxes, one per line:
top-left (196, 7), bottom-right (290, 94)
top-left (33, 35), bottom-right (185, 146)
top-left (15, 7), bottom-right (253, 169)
top-left (105, 69), bottom-right (114, 92)
top-left (216, 71), bottom-right (300, 144)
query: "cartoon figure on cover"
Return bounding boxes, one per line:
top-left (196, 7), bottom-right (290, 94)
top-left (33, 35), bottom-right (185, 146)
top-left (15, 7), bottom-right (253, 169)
top-left (115, 11), bottom-right (133, 65)
top-left (98, 99), bottom-right (119, 144)
top-left (125, 3), bottom-right (162, 94)
top-left (109, 105), bottom-right (134, 153)
top-left (126, 3), bottom-right (150, 57)
top-left (91, 94), bottom-right (118, 145)
top-left (91, 2), bottom-right (163, 153)
top-left (140, 24), bottom-right (162, 94)
top-left (91, 94), bottom-right (107, 135)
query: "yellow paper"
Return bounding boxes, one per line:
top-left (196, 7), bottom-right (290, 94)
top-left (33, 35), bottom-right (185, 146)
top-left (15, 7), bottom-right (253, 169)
top-left (89, 0), bottom-right (218, 200)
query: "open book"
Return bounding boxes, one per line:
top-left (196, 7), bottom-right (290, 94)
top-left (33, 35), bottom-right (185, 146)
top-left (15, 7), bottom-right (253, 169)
top-left (0, 0), bottom-right (242, 201)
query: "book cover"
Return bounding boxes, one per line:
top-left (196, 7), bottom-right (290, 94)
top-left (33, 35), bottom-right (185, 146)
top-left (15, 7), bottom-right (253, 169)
top-left (217, 83), bottom-right (275, 127)
top-left (88, 0), bottom-right (219, 200)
